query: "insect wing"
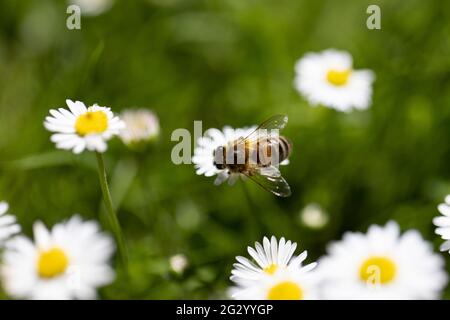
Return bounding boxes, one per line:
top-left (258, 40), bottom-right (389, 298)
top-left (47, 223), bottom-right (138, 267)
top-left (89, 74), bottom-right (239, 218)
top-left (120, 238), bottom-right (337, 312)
top-left (245, 166), bottom-right (291, 197)
top-left (254, 114), bottom-right (288, 132)
top-left (242, 114), bottom-right (288, 144)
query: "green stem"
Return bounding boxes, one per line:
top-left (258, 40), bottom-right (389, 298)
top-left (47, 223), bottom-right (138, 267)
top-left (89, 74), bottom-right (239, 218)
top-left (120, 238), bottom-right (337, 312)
top-left (241, 183), bottom-right (264, 240)
top-left (95, 152), bottom-right (128, 269)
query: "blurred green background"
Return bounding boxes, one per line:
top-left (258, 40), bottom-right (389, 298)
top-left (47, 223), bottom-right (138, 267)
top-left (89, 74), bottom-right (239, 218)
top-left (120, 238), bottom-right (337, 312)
top-left (0, 0), bottom-right (449, 299)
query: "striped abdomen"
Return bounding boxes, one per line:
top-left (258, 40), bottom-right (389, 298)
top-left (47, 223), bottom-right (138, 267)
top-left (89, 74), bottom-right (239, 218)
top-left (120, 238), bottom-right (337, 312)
top-left (277, 136), bottom-right (292, 163)
top-left (214, 136), bottom-right (292, 171)
top-left (251, 136), bottom-right (292, 167)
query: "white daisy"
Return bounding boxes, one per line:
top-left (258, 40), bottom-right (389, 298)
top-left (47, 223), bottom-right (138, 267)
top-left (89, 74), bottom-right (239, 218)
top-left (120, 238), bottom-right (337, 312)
top-left (317, 221), bottom-right (447, 299)
top-left (1, 215), bottom-right (115, 300)
top-left (119, 109), bottom-right (160, 147)
top-left (69, 0), bottom-right (114, 16)
top-left (192, 126), bottom-right (289, 185)
top-left (0, 202), bottom-right (21, 245)
top-left (433, 195), bottom-right (450, 252)
top-left (229, 236), bottom-right (318, 300)
top-left (294, 49), bottom-right (375, 112)
top-left (44, 99), bottom-right (125, 154)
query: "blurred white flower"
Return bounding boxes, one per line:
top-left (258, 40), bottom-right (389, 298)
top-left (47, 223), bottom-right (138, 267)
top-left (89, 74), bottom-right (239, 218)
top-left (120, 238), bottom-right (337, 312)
top-left (170, 254), bottom-right (188, 274)
top-left (317, 221), bottom-right (447, 299)
top-left (300, 203), bottom-right (329, 229)
top-left (69, 0), bottom-right (114, 16)
top-left (229, 236), bottom-right (318, 300)
top-left (192, 126), bottom-right (288, 186)
top-left (1, 215), bottom-right (115, 300)
top-left (0, 202), bottom-right (21, 245)
top-left (20, 2), bottom-right (60, 54)
top-left (433, 195), bottom-right (450, 252)
top-left (119, 109), bottom-right (159, 147)
top-left (44, 99), bottom-right (124, 154)
top-left (294, 49), bottom-right (375, 112)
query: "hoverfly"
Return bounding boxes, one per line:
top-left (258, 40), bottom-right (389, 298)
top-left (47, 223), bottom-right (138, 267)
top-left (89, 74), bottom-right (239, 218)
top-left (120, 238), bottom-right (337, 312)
top-left (213, 115), bottom-right (292, 197)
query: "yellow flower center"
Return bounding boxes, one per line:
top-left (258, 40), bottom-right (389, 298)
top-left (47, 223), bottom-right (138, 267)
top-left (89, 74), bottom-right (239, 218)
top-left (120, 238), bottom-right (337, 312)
top-left (37, 247), bottom-right (69, 279)
top-left (359, 256), bottom-right (397, 284)
top-left (75, 111), bottom-right (108, 136)
top-left (267, 281), bottom-right (303, 300)
top-left (264, 264), bottom-right (278, 275)
top-left (326, 69), bottom-right (351, 86)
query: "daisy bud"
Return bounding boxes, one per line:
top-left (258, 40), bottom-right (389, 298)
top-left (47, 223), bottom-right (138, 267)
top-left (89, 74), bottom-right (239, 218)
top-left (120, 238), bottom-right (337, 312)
top-left (170, 254), bottom-right (188, 274)
top-left (119, 109), bottom-right (160, 149)
top-left (299, 203), bottom-right (329, 230)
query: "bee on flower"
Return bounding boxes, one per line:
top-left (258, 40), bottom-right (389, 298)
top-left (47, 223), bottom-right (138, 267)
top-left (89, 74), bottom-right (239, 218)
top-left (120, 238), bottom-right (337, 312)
top-left (44, 99), bottom-right (125, 154)
top-left (294, 49), bottom-right (375, 112)
top-left (193, 125), bottom-right (256, 186)
top-left (1, 215), bottom-right (115, 300)
top-left (119, 108), bottom-right (160, 149)
top-left (193, 115), bottom-right (292, 197)
top-left (229, 236), bottom-right (319, 300)
top-left (317, 221), bottom-right (447, 299)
